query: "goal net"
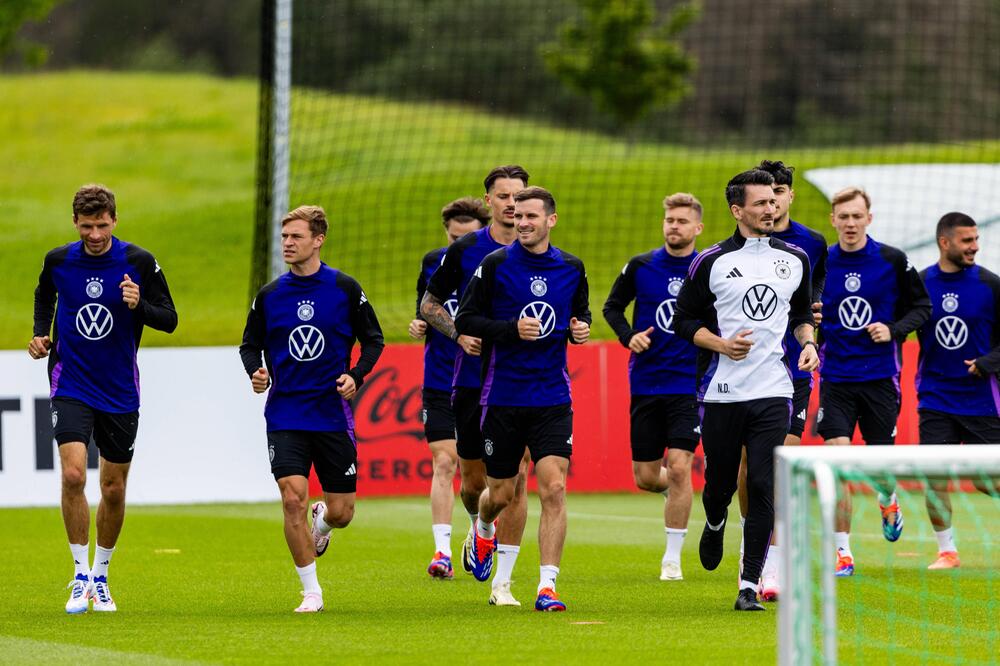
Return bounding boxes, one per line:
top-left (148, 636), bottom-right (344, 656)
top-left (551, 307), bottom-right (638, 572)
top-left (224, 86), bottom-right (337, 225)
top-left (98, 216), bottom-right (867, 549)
top-left (776, 445), bottom-right (1000, 665)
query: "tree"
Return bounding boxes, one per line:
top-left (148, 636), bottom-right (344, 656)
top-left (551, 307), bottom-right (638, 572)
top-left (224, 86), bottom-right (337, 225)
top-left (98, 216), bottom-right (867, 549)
top-left (542, 0), bottom-right (699, 130)
top-left (0, 0), bottom-right (62, 66)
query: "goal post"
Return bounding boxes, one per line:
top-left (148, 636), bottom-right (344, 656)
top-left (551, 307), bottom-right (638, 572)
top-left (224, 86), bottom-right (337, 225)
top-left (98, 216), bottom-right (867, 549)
top-left (776, 445), bottom-right (1000, 665)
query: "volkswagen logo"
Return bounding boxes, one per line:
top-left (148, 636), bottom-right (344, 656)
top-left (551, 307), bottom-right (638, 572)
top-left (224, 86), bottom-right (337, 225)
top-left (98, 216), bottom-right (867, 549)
top-left (838, 296), bottom-right (872, 330)
top-left (935, 316), bottom-right (968, 350)
top-left (655, 298), bottom-right (676, 334)
top-left (76, 303), bottom-right (114, 340)
top-left (444, 298), bottom-right (459, 318)
top-left (519, 301), bottom-right (557, 339)
top-left (288, 325), bottom-right (325, 361)
top-left (742, 284), bottom-right (778, 321)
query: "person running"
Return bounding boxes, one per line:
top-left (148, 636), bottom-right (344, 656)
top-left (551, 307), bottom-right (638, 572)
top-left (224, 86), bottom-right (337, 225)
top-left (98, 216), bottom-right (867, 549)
top-left (603, 192), bottom-right (703, 581)
top-left (240, 205), bottom-right (384, 612)
top-left (673, 169), bottom-right (817, 611)
top-left (31, 184), bottom-right (178, 613)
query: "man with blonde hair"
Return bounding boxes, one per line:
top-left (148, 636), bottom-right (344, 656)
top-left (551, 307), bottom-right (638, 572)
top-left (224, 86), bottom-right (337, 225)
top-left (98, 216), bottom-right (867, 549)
top-left (603, 192), bottom-right (703, 581)
top-left (817, 187), bottom-right (930, 577)
top-left (240, 205), bottom-right (385, 612)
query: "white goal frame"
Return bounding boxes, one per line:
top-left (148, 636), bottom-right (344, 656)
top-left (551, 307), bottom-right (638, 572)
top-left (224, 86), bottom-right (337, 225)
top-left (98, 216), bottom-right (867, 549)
top-left (776, 444), bottom-right (1000, 665)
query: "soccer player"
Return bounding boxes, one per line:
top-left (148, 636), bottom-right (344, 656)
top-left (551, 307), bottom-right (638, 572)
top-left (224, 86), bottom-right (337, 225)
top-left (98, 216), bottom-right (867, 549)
top-left (916, 212), bottom-right (1000, 569)
top-left (673, 169), bottom-right (817, 611)
top-left (240, 205), bottom-right (384, 613)
top-left (30, 184), bottom-right (178, 614)
top-left (735, 159), bottom-right (828, 600)
top-left (818, 187), bottom-right (931, 576)
top-left (602, 192), bottom-right (703, 581)
top-left (409, 197), bottom-right (490, 578)
top-left (455, 186), bottom-right (591, 611)
top-left (421, 165), bottom-right (531, 606)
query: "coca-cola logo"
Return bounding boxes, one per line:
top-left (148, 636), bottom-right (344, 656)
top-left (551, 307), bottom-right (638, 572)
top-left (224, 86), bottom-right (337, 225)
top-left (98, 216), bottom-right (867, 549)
top-left (352, 366), bottom-right (423, 444)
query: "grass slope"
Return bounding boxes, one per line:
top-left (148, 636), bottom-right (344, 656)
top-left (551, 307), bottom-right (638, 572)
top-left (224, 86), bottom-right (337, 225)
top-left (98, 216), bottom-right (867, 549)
top-left (0, 493), bottom-right (996, 664)
top-left (1, 72), bottom-right (998, 347)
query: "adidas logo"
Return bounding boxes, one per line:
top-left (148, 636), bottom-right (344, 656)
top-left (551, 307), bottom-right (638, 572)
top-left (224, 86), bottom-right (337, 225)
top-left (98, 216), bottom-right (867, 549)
top-left (345, 464), bottom-right (356, 476)
top-left (797, 409), bottom-right (807, 421)
top-left (725, 267), bottom-right (744, 279)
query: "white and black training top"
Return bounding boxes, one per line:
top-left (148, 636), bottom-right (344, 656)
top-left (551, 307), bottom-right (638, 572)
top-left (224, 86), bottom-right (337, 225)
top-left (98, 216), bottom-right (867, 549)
top-left (673, 228), bottom-right (814, 403)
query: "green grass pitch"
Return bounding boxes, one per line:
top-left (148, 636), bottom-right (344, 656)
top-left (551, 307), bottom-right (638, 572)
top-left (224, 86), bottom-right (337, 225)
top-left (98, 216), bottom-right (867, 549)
top-left (0, 492), bottom-right (996, 664)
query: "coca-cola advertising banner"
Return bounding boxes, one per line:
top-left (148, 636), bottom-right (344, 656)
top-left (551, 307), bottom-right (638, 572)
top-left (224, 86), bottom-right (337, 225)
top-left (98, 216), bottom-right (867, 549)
top-left (0, 343), bottom-right (920, 506)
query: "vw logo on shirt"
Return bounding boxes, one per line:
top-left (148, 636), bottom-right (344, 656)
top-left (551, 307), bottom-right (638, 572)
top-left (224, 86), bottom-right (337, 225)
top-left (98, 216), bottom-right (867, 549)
top-left (838, 296), bottom-right (873, 330)
top-left (444, 298), bottom-right (459, 318)
top-left (288, 325), bottom-right (325, 361)
top-left (935, 316), bottom-right (968, 350)
top-left (76, 303), bottom-right (114, 340)
top-left (655, 299), bottom-right (677, 334)
top-left (519, 301), bottom-right (557, 339)
top-left (742, 284), bottom-right (778, 321)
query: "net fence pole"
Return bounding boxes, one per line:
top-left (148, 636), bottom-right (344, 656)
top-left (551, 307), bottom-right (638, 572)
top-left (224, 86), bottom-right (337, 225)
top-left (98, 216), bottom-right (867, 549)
top-left (777, 451), bottom-right (812, 665)
top-left (813, 461), bottom-right (839, 666)
top-left (269, 0), bottom-right (292, 280)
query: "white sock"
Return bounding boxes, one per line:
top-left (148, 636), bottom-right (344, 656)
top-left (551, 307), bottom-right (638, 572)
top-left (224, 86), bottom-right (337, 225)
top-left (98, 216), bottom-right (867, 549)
top-left (538, 564), bottom-right (559, 593)
top-left (663, 528), bottom-right (686, 564)
top-left (468, 512), bottom-right (478, 528)
top-left (835, 532), bottom-right (852, 557)
top-left (739, 579), bottom-right (758, 592)
top-left (432, 524), bottom-right (452, 557)
top-left (315, 507), bottom-right (333, 535)
top-left (70, 543), bottom-right (89, 579)
top-left (476, 517), bottom-right (495, 540)
top-left (763, 545), bottom-right (779, 576)
top-left (935, 527), bottom-right (956, 554)
top-left (296, 562), bottom-right (321, 595)
top-left (739, 517), bottom-right (746, 558)
top-left (492, 544), bottom-right (520, 588)
top-left (91, 545), bottom-right (115, 580)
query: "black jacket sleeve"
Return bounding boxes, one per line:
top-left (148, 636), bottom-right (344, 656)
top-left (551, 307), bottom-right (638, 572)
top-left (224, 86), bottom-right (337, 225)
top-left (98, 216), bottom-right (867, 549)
top-left (811, 243), bottom-right (828, 303)
top-left (673, 254), bottom-right (717, 343)
top-left (415, 250), bottom-right (439, 318)
top-left (346, 280), bottom-right (385, 387)
top-left (33, 248), bottom-right (61, 338)
top-left (974, 268), bottom-right (1000, 374)
top-left (889, 250), bottom-right (932, 338)
top-left (788, 249), bottom-right (814, 332)
top-left (426, 241), bottom-right (464, 302)
top-left (239, 290), bottom-right (267, 377)
top-left (603, 259), bottom-right (638, 347)
top-left (454, 253), bottom-right (520, 343)
top-left (568, 255), bottom-right (592, 344)
top-left (133, 249), bottom-right (178, 334)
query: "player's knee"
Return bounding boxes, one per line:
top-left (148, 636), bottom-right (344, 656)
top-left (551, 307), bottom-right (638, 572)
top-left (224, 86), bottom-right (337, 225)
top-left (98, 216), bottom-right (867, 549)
top-left (539, 478), bottom-right (566, 505)
top-left (280, 492), bottom-right (307, 520)
top-left (747, 474), bottom-right (774, 505)
top-left (100, 478), bottom-right (126, 506)
top-left (633, 468), bottom-right (659, 492)
top-left (433, 454), bottom-right (457, 480)
top-left (327, 502), bottom-right (355, 528)
top-left (61, 466), bottom-right (86, 494)
top-left (667, 461), bottom-right (691, 489)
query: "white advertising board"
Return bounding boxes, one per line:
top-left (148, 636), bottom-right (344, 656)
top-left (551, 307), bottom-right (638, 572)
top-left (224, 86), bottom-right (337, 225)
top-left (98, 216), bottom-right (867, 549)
top-left (0, 347), bottom-right (276, 507)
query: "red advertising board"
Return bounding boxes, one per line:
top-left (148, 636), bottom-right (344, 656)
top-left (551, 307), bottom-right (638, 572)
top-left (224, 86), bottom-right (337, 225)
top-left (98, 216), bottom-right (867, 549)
top-left (318, 341), bottom-right (921, 497)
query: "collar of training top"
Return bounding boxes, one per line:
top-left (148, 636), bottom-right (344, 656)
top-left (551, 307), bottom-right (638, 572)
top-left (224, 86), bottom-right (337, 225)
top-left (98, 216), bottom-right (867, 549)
top-left (730, 227), bottom-right (772, 248)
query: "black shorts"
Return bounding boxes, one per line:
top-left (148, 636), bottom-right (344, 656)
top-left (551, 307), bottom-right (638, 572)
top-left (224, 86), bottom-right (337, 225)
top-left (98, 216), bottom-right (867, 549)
top-left (788, 377), bottom-right (813, 438)
top-left (267, 430), bottom-right (358, 493)
top-left (452, 386), bottom-right (484, 460)
top-left (51, 397), bottom-right (138, 464)
top-left (480, 404), bottom-right (573, 479)
top-left (817, 378), bottom-right (900, 444)
top-left (918, 409), bottom-right (1000, 445)
top-left (629, 394), bottom-right (700, 461)
top-left (422, 388), bottom-right (456, 443)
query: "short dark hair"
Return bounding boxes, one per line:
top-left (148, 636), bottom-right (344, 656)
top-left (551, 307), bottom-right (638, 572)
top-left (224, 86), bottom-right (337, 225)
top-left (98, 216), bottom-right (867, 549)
top-left (936, 211), bottom-right (977, 239)
top-left (483, 165), bottom-right (530, 193)
top-left (757, 159), bottom-right (794, 187)
top-left (441, 197), bottom-right (491, 227)
top-left (281, 205), bottom-right (328, 237)
top-left (514, 186), bottom-right (556, 215)
top-left (725, 169), bottom-right (775, 207)
top-left (73, 184), bottom-right (116, 220)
